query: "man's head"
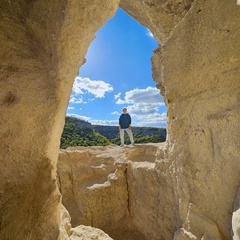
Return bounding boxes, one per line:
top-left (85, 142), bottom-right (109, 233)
top-left (123, 107), bottom-right (127, 113)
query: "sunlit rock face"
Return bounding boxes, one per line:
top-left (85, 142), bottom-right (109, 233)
top-left (58, 143), bottom-right (176, 240)
top-left (152, 1), bottom-right (240, 239)
top-left (119, 0), bottom-right (195, 43)
top-left (0, 0), bottom-right (120, 239)
top-left (1, 0), bottom-right (240, 239)
top-left (70, 225), bottom-right (113, 240)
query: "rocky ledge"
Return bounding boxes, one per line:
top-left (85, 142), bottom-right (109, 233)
top-left (57, 143), bottom-right (174, 240)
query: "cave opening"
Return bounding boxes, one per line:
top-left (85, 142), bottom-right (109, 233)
top-left (61, 7), bottom-right (167, 149)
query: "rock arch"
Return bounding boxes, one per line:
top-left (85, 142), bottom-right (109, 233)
top-left (0, 0), bottom-right (240, 239)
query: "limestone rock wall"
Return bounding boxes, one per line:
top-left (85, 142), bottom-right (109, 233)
top-left (58, 144), bottom-right (175, 240)
top-left (122, 0), bottom-right (240, 238)
top-left (0, 0), bottom-right (120, 239)
top-left (119, 0), bottom-right (195, 43)
top-left (58, 146), bottom-right (129, 229)
top-left (70, 225), bottom-right (113, 240)
top-left (1, 0), bottom-right (240, 239)
top-left (158, 1), bottom-right (240, 239)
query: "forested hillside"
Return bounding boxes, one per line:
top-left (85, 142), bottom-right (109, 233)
top-left (60, 117), bottom-right (111, 148)
top-left (60, 117), bottom-right (166, 148)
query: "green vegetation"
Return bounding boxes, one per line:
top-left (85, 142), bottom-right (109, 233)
top-left (110, 133), bottom-right (166, 145)
top-left (63, 116), bottom-right (89, 125)
top-left (60, 116), bottom-right (166, 148)
top-left (133, 126), bottom-right (166, 131)
top-left (60, 117), bottom-right (111, 148)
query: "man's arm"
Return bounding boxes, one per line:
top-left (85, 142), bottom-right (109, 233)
top-left (128, 114), bottom-right (132, 129)
top-left (119, 115), bottom-right (122, 130)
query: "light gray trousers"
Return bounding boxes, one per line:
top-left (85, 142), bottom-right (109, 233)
top-left (120, 128), bottom-right (134, 145)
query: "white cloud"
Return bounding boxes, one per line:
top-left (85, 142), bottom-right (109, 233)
top-left (68, 81), bottom-right (167, 128)
top-left (72, 76), bottom-right (113, 98)
top-left (66, 113), bottom-right (90, 122)
top-left (67, 106), bottom-right (75, 110)
top-left (147, 29), bottom-right (154, 38)
top-left (66, 113), bottom-right (119, 126)
top-left (114, 92), bottom-right (121, 99)
top-left (91, 119), bottom-right (119, 126)
top-left (127, 103), bottom-right (159, 115)
top-left (131, 109), bottom-right (167, 128)
top-left (114, 87), bottom-right (166, 127)
top-left (133, 117), bottom-right (167, 127)
top-left (127, 103), bottom-right (166, 119)
top-left (111, 111), bottom-right (119, 115)
top-left (116, 87), bottom-right (164, 105)
top-left (116, 98), bottom-right (126, 104)
top-left (69, 97), bottom-right (86, 104)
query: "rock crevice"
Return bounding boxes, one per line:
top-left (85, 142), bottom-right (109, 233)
top-left (1, 0), bottom-right (240, 239)
top-left (58, 143), bottom-right (177, 240)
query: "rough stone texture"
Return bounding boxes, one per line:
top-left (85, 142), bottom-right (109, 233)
top-left (58, 143), bottom-right (174, 240)
top-left (0, 0), bottom-right (120, 239)
top-left (60, 204), bottom-right (73, 239)
top-left (119, 0), bottom-right (195, 43)
top-left (58, 144), bottom-right (167, 240)
top-left (1, 0), bottom-right (240, 239)
top-left (232, 187), bottom-right (240, 240)
top-left (58, 146), bottom-right (129, 228)
top-left (158, 1), bottom-right (240, 239)
top-left (70, 225), bottom-right (113, 240)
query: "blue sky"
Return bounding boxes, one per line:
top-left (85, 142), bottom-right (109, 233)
top-left (67, 8), bottom-right (167, 128)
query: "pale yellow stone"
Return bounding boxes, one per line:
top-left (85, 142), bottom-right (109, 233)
top-left (70, 225), bottom-right (113, 240)
top-left (1, 0), bottom-right (240, 239)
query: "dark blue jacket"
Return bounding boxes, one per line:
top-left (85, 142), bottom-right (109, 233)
top-left (119, 113), bottom-right (131, 129)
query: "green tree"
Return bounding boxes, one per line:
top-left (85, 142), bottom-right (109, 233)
top-left (60, 117), bottom-right (111, 148)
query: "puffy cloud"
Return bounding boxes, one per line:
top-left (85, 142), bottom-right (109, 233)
top-left (90, 119), bottom-right (119, 126)
top-left (127, 104), bottom-right (166, 125)
top-left (69, 97), bottom-right (86, 104)
top-left (133, 112), bottom-right (167, 127)
top-left (116, 87), bottom-right (164, 105)
top-left (66, 113), bottom-right (90, 122)
top-left (127, 103), bottom-right (159, 115)
top-left (111, 111), bottom-right (120, 115)
top-left (131, 109), bottom-right (167, 127)
top-left (114, 87), bottom-right (166, 127)
top-left (66, 114), bottom-right (119, 126)
top-left (72, 77), bottom-right (113, 98)
top-left (116, 98), bottom-right (125, 104)
top-left (114, 92), bottom-right (121, 99)
top-left (68, 81), bottom-right (167, 128)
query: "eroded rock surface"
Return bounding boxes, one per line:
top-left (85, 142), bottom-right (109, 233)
top-left (1, 0), bottom-right (240, 239)
top-left (70, 225), bottom-right (113, 240)
top-left (0, 0), bottom-right (120, 239)
top-left (58, 143), bottom-right (177, 240)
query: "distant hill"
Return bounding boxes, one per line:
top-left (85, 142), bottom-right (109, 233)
top-left (61, 116), bottom-right (166, 148)
top-left (60, 117), bottom-right (111, 149)
top-left (91, 125), bottom-right (118, 139)
top-left (92, 125), bottom-right (166, 140)
top-left (64, 116), bottom-right (92, 128)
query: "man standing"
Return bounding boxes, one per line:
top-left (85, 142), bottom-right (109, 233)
top-left (119, 107), bottom-right (134, 147)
